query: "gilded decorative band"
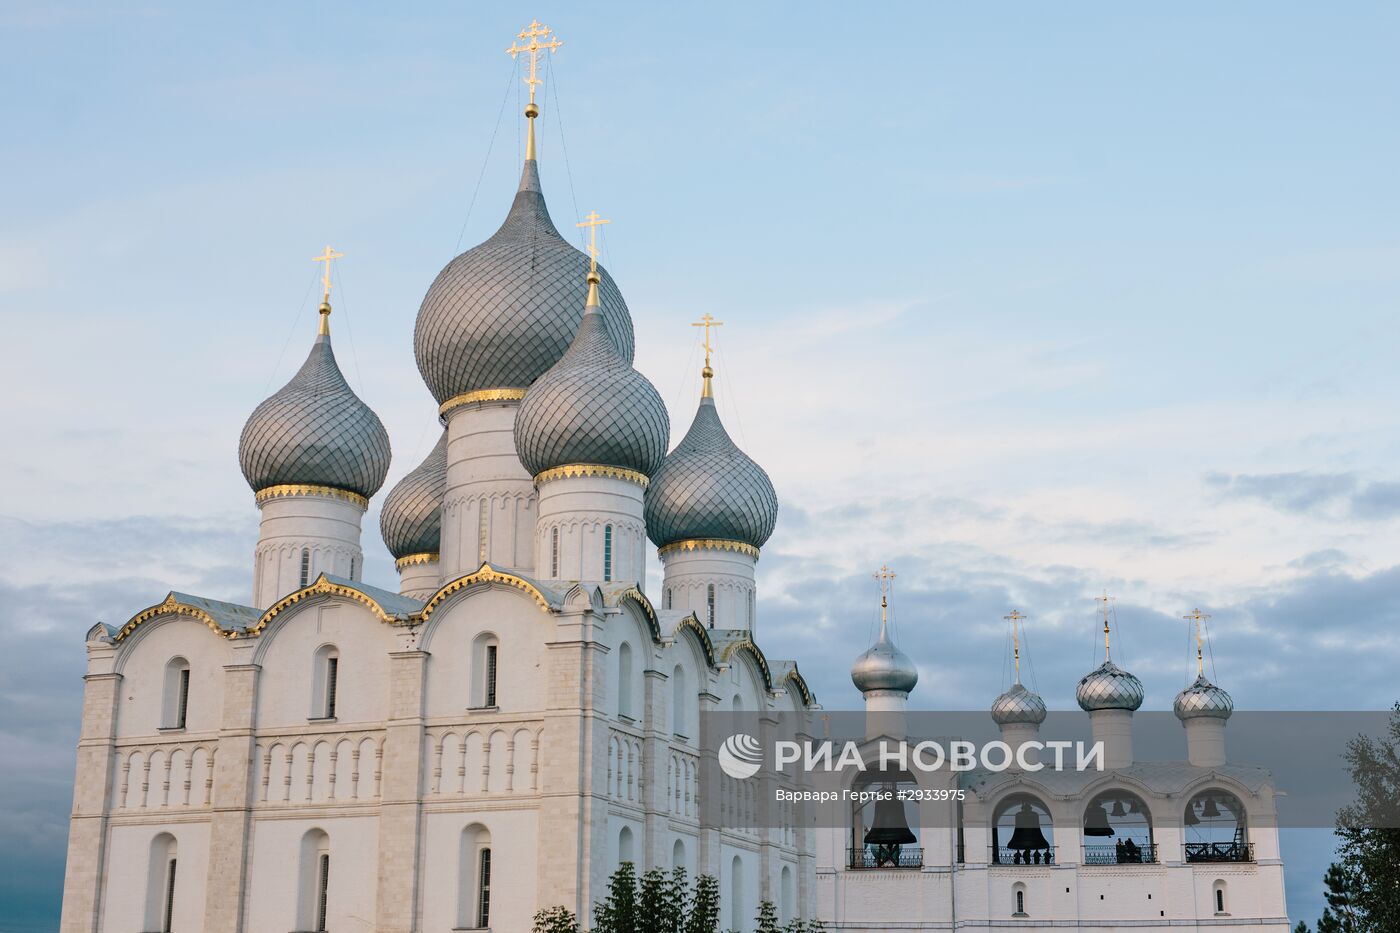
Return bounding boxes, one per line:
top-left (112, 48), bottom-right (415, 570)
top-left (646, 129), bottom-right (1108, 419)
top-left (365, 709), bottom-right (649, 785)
top-left (439, 387), bottom-right (527, 417)
top-left (534, 463), bottom-right (650, 488)
top-left (395, 552), bottom-right (440, 570)
top-left (657, 538), bottom-right (760, 560)
top-left (255, 484), bottom-right (368, 509)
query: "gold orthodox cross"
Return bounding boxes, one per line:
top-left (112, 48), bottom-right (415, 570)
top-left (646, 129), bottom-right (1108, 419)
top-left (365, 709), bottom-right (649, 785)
top-left (1004, 610), bottom-right (1025, 682)
top-left (507, 20), bottom-right (563, 106)
top-left (576, 210), bottom-right (610, 273)
top-left (1096, 592), bottom-right (1115, 659)
top-left (691, 313), bottom-right (724, 368)
top-left (313, 245), bottom-right (343, 302)
top-left (1183, 608), bottom-right (1211, 676)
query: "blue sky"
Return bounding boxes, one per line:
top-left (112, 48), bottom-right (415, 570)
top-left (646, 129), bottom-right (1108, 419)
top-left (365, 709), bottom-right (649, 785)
top-left (2, 3), bottom-right (1399, 930)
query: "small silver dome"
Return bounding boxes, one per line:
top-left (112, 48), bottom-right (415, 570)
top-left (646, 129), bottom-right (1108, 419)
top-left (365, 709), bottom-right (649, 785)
top-left (414, 160), bottom-right (634, 405)
top-left (239, 331), bottom-right (391, 499)
top-left (514, 290), bottom-right (669, 478)
top-left (1174, 673), bottom-right (1234, 721)
top-left (851, 625), bottom-right (919, 695)
top-left (379, 430), bottom-right (447, 559)
top-left (1076, 659), bottom-right (1145, 712)
top-left (645, 395), bottom-right (778, 550)
top-left (991, 682), bottom-right (1048, 726)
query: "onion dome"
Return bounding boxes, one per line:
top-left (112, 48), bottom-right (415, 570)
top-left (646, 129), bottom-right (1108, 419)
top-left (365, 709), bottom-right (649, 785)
top-left (1174, 673), bottom-right (1234, 721)
top-left (239, 300), bottom-right (391, 500)
top-left (644, 365), bottom-right (778, 551)
top-left (413, 159), bottom-right (635, 407)
top-left (992, 682), bottom-right (1048, 726)
top-left (379, 430), bottom-right (448, 559)
top-left (514, 267), bottom-right (669, 478)
top-left (1076, 659), bottom-right (1145, 712)
top-left (851, 599), bottom-right (918, 695)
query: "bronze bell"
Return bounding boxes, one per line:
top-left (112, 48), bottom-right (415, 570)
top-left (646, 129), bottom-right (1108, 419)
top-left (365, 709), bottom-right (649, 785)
top-left (1202, 797), bottom-right (1222, 819)
top-left (863, 794), bottom-right (917, 846)
top-left (1185, 803), bottom-right (1201, 826)
top-left (1084, 801), bottom-right (1115, 836)
top-left (1006, 803), bottom-right (1050, 851)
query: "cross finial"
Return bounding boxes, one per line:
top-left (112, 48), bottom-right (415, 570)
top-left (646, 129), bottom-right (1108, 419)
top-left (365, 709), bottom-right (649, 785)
top-left (312, 246), bottom-right (343, 335)
top-left (507, 20), bottom-right (563, 161)
top-left (1004, 610), bottom-right (1026, 684)
top-left (1183, 608), bottom-right (1211, 677)
top-left (1095, 592), bottom-right (1115, 661)
top-left (873, 565), bottom-right (896, 635)
top-left (576, 210), bottom-right (610, 274)
top-left (690, 313), bottom-right (724, 398)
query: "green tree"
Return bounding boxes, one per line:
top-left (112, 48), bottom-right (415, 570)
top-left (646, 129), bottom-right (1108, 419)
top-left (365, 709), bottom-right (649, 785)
top-left (755, 900), bottom-right (781, 933)
top-left (533, 905), bottom-right (581, 933)
top-left (1334, 703), bottom-right (1400, 931)
top-left (1294, 923), bottom-right (1311, 933)
top-left (685, 874), bottom-right (722, 933)
top-left (593, 861), bottom-right (641, 933)
top-left (638, 867), bottom-right (672, 933)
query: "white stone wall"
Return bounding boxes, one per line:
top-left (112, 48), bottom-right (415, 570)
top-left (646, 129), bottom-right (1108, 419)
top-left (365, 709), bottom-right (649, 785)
top-left (534, 473), bottom-right (647, 584)
top-left (440, 401), bottom-right (536, 577)
top-left (252, 492), bottom-right (366, 609)
top-left (658, 546), bottom-right (757, 631)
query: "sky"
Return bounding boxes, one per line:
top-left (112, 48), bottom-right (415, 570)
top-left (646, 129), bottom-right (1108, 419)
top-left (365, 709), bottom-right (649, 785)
top-left (2, 2), bottom-right (1399, 930)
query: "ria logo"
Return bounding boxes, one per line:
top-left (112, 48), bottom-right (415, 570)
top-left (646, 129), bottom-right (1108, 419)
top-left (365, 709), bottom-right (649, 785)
top-left (718, 733), bottom-right (763, 779)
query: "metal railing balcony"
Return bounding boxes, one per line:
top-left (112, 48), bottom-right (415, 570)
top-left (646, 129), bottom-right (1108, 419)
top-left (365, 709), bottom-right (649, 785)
top-left (990, 845), bottom-right (1056, 865)
top-left (847, 846), bottom-right (923, 870)
top-left (1083, 843), bottom-right (1158, 865)
top-left (1185, 841), bottom-right (1254, 863)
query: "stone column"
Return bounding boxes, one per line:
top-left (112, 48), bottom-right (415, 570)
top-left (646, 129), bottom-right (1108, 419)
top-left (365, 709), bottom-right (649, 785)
top-left (756, 711), bottom-right (779, 905)
top-left (696, 690), bottom-right (722, 881)
top-left (642, 667), bottom-right (669, 869)
top-left (202, 648), bottom-right (260, 933)
top-left (374, 640), bottom-right (430, 932)
top-left (58, 635), bottom-right (119, 933)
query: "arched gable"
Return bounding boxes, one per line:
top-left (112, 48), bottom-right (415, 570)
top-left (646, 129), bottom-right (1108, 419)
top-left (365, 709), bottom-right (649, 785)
top-left (422, 563), bottom-right (556, 619)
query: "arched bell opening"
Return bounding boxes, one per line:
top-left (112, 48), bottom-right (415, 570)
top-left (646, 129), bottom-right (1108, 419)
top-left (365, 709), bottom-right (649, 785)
top-left (991, 793), bottom-right (1055, 866)
top-left (1184, 789), bottom-right (1252, 862)
top-left (849, 767), bottom-right (922, 869)
top-left (1082, 789), bottom-right (1156, 864)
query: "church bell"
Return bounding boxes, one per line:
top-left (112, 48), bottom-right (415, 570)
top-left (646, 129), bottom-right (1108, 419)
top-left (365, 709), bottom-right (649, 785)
top-left (1083, 801), bottom-right (1115, 836)
top-left (1006, 803), bottom-right (1050, 851)
top-left (863, 793), bottom-right (917, 846)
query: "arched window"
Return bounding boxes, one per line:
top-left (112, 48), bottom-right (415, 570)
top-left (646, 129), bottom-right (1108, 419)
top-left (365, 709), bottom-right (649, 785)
top-left (849, 768), bottom-right (922, 869)
top-left (300, 548), bottom-right (311, 588)
top-left (991, 793), bottom-right (1055, 865)
top-left (144, 833), bottom-right (177, 933)
top-left (161, 657), bottom-right (191, 730)
top-left (1082, 790), bottom-right (1155, 864)
top-left (664, 587), bottom-right (671, 610)
top-left (349, 556), bottom-right (357, 580)
top-left (603, 524), bottom-right (613, 582)
top-left (1185, 789), bottom-right (1250, 862)
top-left (311, 645), bottom-right (339, 720)
top-left (672, 837), bottom-right (686, 872)
top-left (1013, 882), bottom-right (1027, 916)
top-left (551, 527), bottom-right (560, 578)
top-left (619, 825), bottom-right (635, 864)
top-left (297, 829), bottom-right (330, 933)
top-left (730, 855), bottom-right (744, 931)
top-left (617, 643), bottom-right (634, 719)
top-left (457, 825), bottom-right (492, 929)
top-left (706, 584), bottom-right (716, 627)
top-left (780, 865), bottom-right (794, 923)
top-left (671, 665), bottom-right (688, 738)
top-left (748, 589), bottom-right (755, 630)
top-left (471, 634), bottom-right (500, 709)
top-left (1214, 880), bottom-right (1227, 914)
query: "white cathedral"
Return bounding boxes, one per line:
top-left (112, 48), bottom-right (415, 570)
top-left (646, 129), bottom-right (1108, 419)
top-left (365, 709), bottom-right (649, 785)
top-left (58, 24), bottom-right (1290, 933)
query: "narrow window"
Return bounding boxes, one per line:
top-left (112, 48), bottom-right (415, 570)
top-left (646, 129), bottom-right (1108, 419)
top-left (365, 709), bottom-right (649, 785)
top-left (485, 644), bottom-right (498, 707)
top-left (300, 548), bottom-right (311, 587)
top-left (176, 667), bottom-right (190, 730)
top-left (316, 853), bottom-right (330, 932)
top-left (1016, 889), bottom-right (1025, 914)
top-left (664, 587), bottom-right (671, 610)
top-left (603, 524), bottom-right (613, 582)
top-left (748, 590), bottom-right (755, 630)
top-left (1215, 887), bottom-right (1225, 913)
top-left (551, 527), bottom-right (560, 578)
top-left (477, 500), bottom-right (489, 563)
top-left (162, 856), bottom-right (176, 933)
top-left (476, 848), bottom-right (492, 928)
top-left (349, 556), bottom-right (357, 580)
top-left (707, 584), bottom-right (716, 628)
top-left (325, 656), bottom-right (339, 719)
top-left (618, 643), bottom-right (633, 718)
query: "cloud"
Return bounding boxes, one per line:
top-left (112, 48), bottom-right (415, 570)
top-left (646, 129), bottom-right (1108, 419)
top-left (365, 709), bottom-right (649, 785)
top-left (1205, 471), bottom-right (1400, 521)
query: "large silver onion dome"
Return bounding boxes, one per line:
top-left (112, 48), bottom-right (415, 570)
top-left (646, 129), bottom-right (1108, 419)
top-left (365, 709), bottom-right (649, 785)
top-left (379, 430), bottom-right (447, 559)
top-left (851, 624), bottom-right (919, 695)
top-left (1076, 659), bottom-right (1145, 712)
top-left (414, 160), bottom-right (635, 405)
top-left (238, 328), bottom-right (391, 499)
top-left (1174, 673), bottom-right (1234, 721)
top-left (991, 682), bottom-right (1048, 726)
top-left (644, 394), bottom-right (778, 550)
top-left (514, 280), bottom-right (669, 477)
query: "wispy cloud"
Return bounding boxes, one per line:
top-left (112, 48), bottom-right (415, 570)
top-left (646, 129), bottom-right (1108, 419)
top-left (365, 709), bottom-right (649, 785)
top-left (1206, 471), bottom-right (1400, 521)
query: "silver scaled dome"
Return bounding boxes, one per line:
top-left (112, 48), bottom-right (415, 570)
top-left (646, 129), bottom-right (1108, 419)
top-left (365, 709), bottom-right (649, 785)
top-left (991, 682), bottom-right (1048, 726)
top-left (1076, 659), bottom-right (1145, 712)
top-left (379, 430), bottom-right (447, 559)
top-left (644, 394), bottom-right (779, 550)
top-left (513, 280), bottom-right (670, 478)
top-left (238, 328), bottom-right (391, 499)
top-left (414, 160), bottom-right (635, 405)
top-left (1174, 673), bottom-right (1234, 721)
top-left (851, 624), bottom-right (919, 695)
